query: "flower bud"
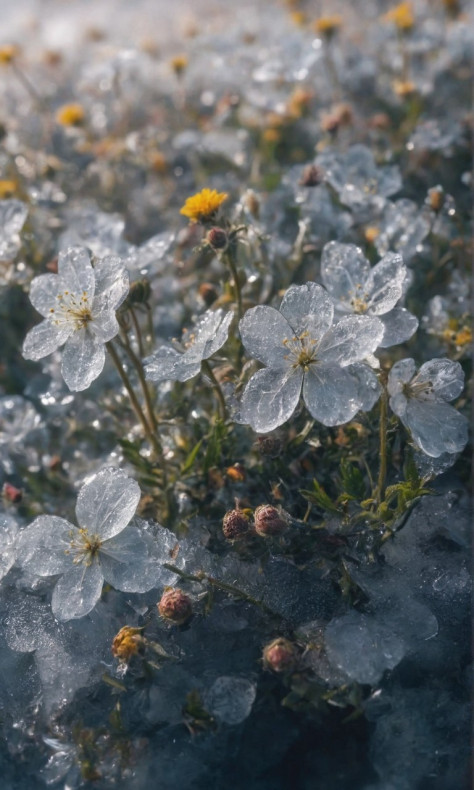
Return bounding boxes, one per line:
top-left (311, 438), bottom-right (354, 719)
top-left (222, 507), bottom-right (250, 540)
top-left (3, 482), bottom-right (22, 503)
top-left (263, 638), bottom-right (298, 673)
top-left (111, 626), bottom-right (146, 662)
top-left (254, 505), bottom-right (287, 537)
top-left (206, 226), bottom-right (229, 251)
top-left (158, 588), bottom-right (193, 625)
top-left (198, 282), bottom-right (219, 306)
top-left (299, 164), bottom-right (324, 188)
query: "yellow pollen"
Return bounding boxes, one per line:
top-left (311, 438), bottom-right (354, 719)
top-left (51, 290), bottom-right (93, 329)
top-left (283, 331), bottom-right (318, 371)
top-left (68, 528), bottom-right (102, 566)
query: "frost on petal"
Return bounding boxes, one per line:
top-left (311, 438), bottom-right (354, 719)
top-left (378, 307), bottom-right (418, 348)
top-left (318, 315), bottom-right (383, 366)
top-left (144, 346), bottom-right (201, 382)
top-left (416, 359), bottom-right (465, 402)
top-left (303, 363), bottom-right (361, 425)
top-left (404, 400), bottom-right (469, 457)
top-left (193, 310), bottom-right (233, 360)
top-left (100, 527), bottom-right (160, 592)
top-left (364, 253), bottom-right (405, 315)
top-left (22, 320), bottom-right (70, 361)
top-left (280, 282), bottom-right (334, 337)
top-left (57, 246), bottom-right (95, 297)
top-left (321, 242), bottom-right (371, 304)
top-left (61, 328), bottom-right (105, 391)
top-left (346, 363), bottom-right (382, 412)
top-left (387, 358), bottom-right (417, 396)
top-left (239, 306), bottom-right (292, 367)
top-left (90, 310), bottom-right (120, 343)
top-left (92, 255), bottom-right (129, 311)
top-left (52, 562), bottom-right (104, 620)
top-left (16, 516), bottom-right (75, 576)
top-left (76, 467), bottom-right (140, 540)
top-left (240, 366), bottom-right (303, 433)
top-left (28, 274), bottom-right (66, 317)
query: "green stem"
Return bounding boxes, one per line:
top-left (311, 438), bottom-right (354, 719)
top-left (129, 306), bottom-right (145, 358)
top-left (201, 360), bottom-right (227, 420)
top-left (375, 382), bottom-right (388, 506)
top-left (119, 330), bottom-right (159, 434)
top-left (223, 248), bottom-right (243, 320)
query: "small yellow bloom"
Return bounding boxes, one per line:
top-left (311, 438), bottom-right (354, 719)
top-left (111, 626), bottom-right (145, 662)
top-left (170, 54), bottom-right (188, 76)
top-left (0, 180), bottom-right (18, 199)
top-left (364, 226), bottom-right (380, 243)
top-left (0, 44), bottom-right (19, 65)
top-left (392, 79), bottom-right (417, 97)
top-left (56, 103), bottom-right (85, 127)
top-left (454, 327), bottom-right (472, 347)
top-left (180, 188), bottom-right (228, 223)
top-left (313, 15), bottom-right (343, 37)
top-left (382, 2), bottom-right (415, 31)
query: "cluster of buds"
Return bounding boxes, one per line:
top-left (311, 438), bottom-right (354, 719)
top-left (157, 587), bottom-right (193, 625)
top-left (222, 502), bottom-right (289, 541)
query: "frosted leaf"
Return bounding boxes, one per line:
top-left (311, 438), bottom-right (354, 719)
top-left (378, 307), bottom-right (418, 348)
top-left (75, 467), bottom-right (140, 539)
top-left (239, 305), bottom-right (292, 367)
top-left (57, 246), bottom-right (96, 298)
top-left (303, 363), bottom-right (361, 426)
top-left (321, 241), bottom-right (371, 301)
top-left (52, 562), bottom-right (104, 621)
top-left (92, 255), bottom-right (129, 311)
top-left (280, 282), bottom-right (334, 337)
top-left (240, 366), bottom-right (303, 433)
top-left (22, 320), bottom-right (71, 361)
top-left (100, 526), bottom-right (161, 592)
top-left (28, 274), bottom-right (65, 317)
top-left (318, 315), bottom-right (384, 366)
top-left (205, 676), bottom-right (256, 725)
top-left (16, 516), bottom-right (74, 576)
top-left (405, 400), bottom-right (468, 457)
top-left (416, 358), bottom-right (465, 402)
top-left (364, 253), bottom-right (405, 315)
top-left (61, 329), bottom-right (105, 391)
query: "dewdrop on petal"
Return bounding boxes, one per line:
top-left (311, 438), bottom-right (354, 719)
top-left (263, 638), bottom-right (298, 673)
top-left (158, 588), bottom-right (193, 625)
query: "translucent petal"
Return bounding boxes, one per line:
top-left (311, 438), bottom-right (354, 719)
top-left (416, 358), bottom-right (464, 402)
top-left (280, 282), bottom-right (334, 337)
top-left (321, 242), bottom-right (371, 305)
top-left (193, 309), bottom-right (233, 360)
top-left (22, 320), bottom-right (70, 361)
top-left (16, 516), bottom-right (75, 576)
top-left (51, 562), bottom-right (104, 621)
top-left (378, 307), bottom-right (418, 348)
top-left (75, 467), bottom-right (141, 540)
top-left (92, 255), bottom-right (129, 311)
top-left (90, 310), bottom-right (120, 343)
top-left (303, 363), bottom-right (361, 425)
top-left (239, 306), bottom-right (292, 367)
top-left (144, 346), bottom-right (201, 382)
top-left (100, 527), bottom-right (160, 592)
top-left (61, 328), bottom-right (105, 391)
top-left (318, 315), bottom-right (384, 366)
top-left (241, 366), bottom-right (303, 433)
top-left (365, 253), bottom-right (405, 315)
top-left (404, 400), bottom-right (469, 457)
top-left (387, 358), bottom-right (417, 397)
top-left (57, 247), bottom-right (95, 298)
top-left (347, 363), bottom-right (382, 412)
top-left (28, 274), bottom-right (66, 317)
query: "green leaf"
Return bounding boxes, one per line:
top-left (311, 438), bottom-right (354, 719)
top-left (300, 479), bottom-right (341, 513)
top-left (181, 438), bottom-right (203, 474)
top-left (339, 459), bottom-right (366, 500)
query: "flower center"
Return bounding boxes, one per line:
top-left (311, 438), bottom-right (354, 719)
top-left (403, 378), bottom-right (434, 400)
top-left (349, 284), bottom-right (369, 314)
top-left (68, 528), bottom-right (103, 565)
top-left (283, 331), bottom-right (318, 371)
top-left (49, 290), bottom-right (93, 330)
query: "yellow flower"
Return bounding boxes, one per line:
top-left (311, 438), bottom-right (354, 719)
top-left (55, 103), bottom-right (85, 127)
top-left (364, 226), bottom-right (380, 243)
top-left (0, 44), bottom-right (19, 65)
top-left (180, 188), bottom-right (228, 223)
top-left (170, 54), bottom-right (188, 76)
top-left (382, 2), bottom-right (415, 31)
top-left (111, 626), bottom-right (145, 662)
top-left (313, 15), bottom-right (343, 37)
top-left (0, 180), bottom-right (18, 199)
top-left (392, 79), bottom-right (417, 97)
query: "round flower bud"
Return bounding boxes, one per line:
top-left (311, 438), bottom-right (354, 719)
top-left (263, 638), bottom-right (298, 674)
top-left (254, 505), bottom-right (287, 537)
top-left (111, 626), bottom-right (146, 662)
top-left (206, 226), bottom-right (229, 251)
top-left (3, 482), bottom-right (22, 503)
top-left (158, 588), bottom-right (193, 625)
top-left (198, 282), bottom-right (219, 306)
top-left (222, 508), bottom-right (250, 540)
top-left (299, 164), bottom-right (324, 187)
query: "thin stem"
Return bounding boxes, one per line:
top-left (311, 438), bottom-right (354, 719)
top-left (375, 382), bottom-right (388, 506)
top-left (223, 248), bottom-right (243, 320)
top-left (119, 330), bottom-right (159, 435)
top-left (201, 360), bottom-right (227, 420)
top-left (129, 306), bottom-right (145, 358)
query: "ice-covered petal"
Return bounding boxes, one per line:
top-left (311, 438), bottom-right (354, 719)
top-left (239, 306), bottom-right (292, 367)
top-left (52, 562), bottom-right (104, 620)
top-left (241, 366), bottom-right (302, 433)
top-left (280, 282), bottom-right (334, 337)
top-left (144, 346), bottom-right (201, 382)
top-left (28, 274), bottom-right (66, 317)
top-left (365, 253), bottom-right (406, 315)
top-left (416, 358), bottom-right (465, 402)
top-left (378, 307), bottom-right (418, 348)
top-left (303, 363), bottom-right (361, 425)
top-left (387, 358), bottom-right (417, 396)
top-left (321, 242), bottom-right (371, 305)
top-left (75, 467), bottom-right (140, 540)
top-left (100, 527), bottom-right (160, 592)
top-left (57, 247), bottom-right (95, 298)
top-left (347, 363), bottom-right (382, 411)
top-left (61, 328), bottom-right (105, 391)
top-left (90, 309), bottom-right (120, 343)
top-left (404, 400), bottom-right (469, 457)
top-left (318, 315), bottom-right (384, 366)
top-left (16, 516), bottom-right (75, 576)
top-left (192, 309), bottom-right (233, 360)
top-left (92, 255), bottom-right (129, 311)
top-left (22, 319), bottom-right (71, 361)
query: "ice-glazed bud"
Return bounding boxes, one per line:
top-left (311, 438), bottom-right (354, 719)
top-left (112, 626), bottom-right (146, 662)
top-left (263, 638), bottom-right (298, 673)
top-left (206, 226), bottom-right (229, 251)
top-left (222, 508), bottom-right (250, 540)
top-left (427, 186), bottom-right (444, 213)
top-left (199, 282), bottom-right (219, 306)
top-left (158, 588), bottom-right (193, 625)
top-left (299, 164), bottom-right (325, 187)
top-left (123, 279), bottom-right (152, 308)
top-left (254, 505), bottom-right (288, 537)
top-left (3, 482), bottom-right (22, 503)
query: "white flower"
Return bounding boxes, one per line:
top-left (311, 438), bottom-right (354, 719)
top-left (239, 282), bottom-right (384, 433)
top-left (22, 246), bottom-right (129, 391)
top-left (321, 241), bottom-right (418, 347)
top-left (387, 358), bottom-right (468, 457)
top-left (144, 308), bottom-right (233, 383)
top-left (16, 468), bottom-right (160, 620)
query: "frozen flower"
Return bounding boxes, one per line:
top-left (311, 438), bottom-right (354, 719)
top-left (239, 282), bottom-right (384, 433)
top-left (382, 2), bottom-right (415, 31)
top-left (17, 468), bottom-right (160, 620)
top-left (22, 246), bottom-right (129, 391)
top-left (321, 242), bottom-right (418, 347)
top-left (374, 199), bottom-right (430, 263)
top-left (144, 309), bottom-right (233, 383)
top-left (0, 199), bottom-right (28, 261)
top-left (180, 188), bottom-right (228, 223)
top-left (422, 276), bottom-right (472, 359)
top-left (387, 358), bottom-right (468, 457)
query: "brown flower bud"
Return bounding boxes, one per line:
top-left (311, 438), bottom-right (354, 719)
top-left (3, 482), bottom-right (22, 503)
top-left (206, 226), bottom-right (229, 251)
top-left (254, 505), bottom-right (288, 537)
top-left (222, 507), bottom-right (250, 540)
top-left (111, 626), bottom-right (146, 662)
top-left (198, 282), bottom-right (219, 306)
top-left (254, 434), bottom-right (284, 458)
top-left (263, 637), bottom-right (298, 673)
top-left (299, 164), bottom-right (325, 187)
top-left (158, 588), bottom-right (193, 625)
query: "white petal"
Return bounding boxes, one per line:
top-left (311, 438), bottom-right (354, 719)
top-left (144, 346), bottom-right (201, 382)
top-left (90, 310), bottom-right (120, 343)
top-left (239, 306), bottom-right (292, 367)
top-left (280, 282), bottom-right (334, 337)
top-left (416, 358), bottom-right (465, 402)
top-left (318, 315), bottom-right (384, 366)
top-left (16, 516), bottom-right (75, 576)
top-left (321, 242), bottom-right (371, 305)
top-left (404, 400), bottom-right (468, 457)
top-left (378, 307), bottom-right (418, 348)
top-left (194, 309), bottom-right (233, 360)
top-left (75, 467), bottom-right (140, 540)
top-left (241, 366), bottom-right (303, 433)
top-left (61, 328), bottom-right (105, 391)
top-left (365, 252), bottom-right (405, 315)
top-left (22, 320), bottom-right (70, 361)
top-left (28, 274), bottom-right (66, 317)
top-left (57, 247), bottom-right (95, 298)
top-left (347, 363), bottom-right (382, 411)
top-left (92, 255), bottom-right (129, 311)
top-left (387, 358), bottom-right (417, 397)
top-left (52, 562), bottom-right (104, 621)
top-left (100, 527), bottom-right (159, 592)
top-left (303, 363), bottom-right (361, 425)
